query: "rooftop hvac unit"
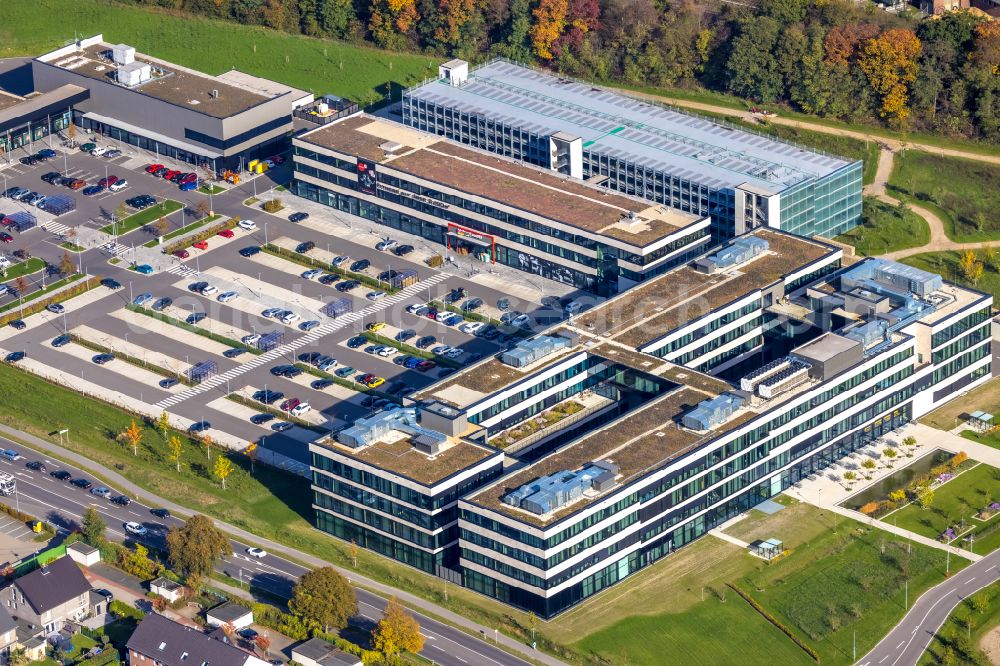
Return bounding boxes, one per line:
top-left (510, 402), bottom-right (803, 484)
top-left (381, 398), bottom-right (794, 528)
top-left (843, 320), bottom-right (888, 349)
top-left (696, 237), bottom-right (769, 274)
top-left (739, 357), bottom-right (791, 392)
top-left (756, 360), bottom-right (810, 399)
top-left (500, 335), bottom-right (571, 368)
top-left (112, 44), bottom-right (135, 65)
top-left (117, 62), bottom-right (151, 87)
top-left (503, 461), bottom-right (618, 515)
top-left (681, 393), bottom-right (745, 431)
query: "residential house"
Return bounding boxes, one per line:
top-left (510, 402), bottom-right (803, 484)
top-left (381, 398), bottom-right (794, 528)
top-left (149, 578), bottom-right (184, 603)
top-left (291, 638), bottom-right (362, 666)
top-left (205, 601), bottom-right (253, 630)
top-left (126, 613), bottom-right (269, 666)
top-left (2, 556), bottom-right (93, 633)
top-left (0, 605), bottom-right (17, 658)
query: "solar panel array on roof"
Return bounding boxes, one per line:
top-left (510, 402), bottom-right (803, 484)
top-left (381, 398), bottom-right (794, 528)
top-left (405, 60), bottom-right (854, 192)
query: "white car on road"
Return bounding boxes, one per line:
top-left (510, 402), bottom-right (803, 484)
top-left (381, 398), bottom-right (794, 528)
top-left (124, 522), bottom-right (147, 536)
top-left (246, 547), bottom-right (267, 558)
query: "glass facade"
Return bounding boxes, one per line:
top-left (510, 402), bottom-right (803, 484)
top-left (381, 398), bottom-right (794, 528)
top-left (0, 110), bottom-right (71, 154)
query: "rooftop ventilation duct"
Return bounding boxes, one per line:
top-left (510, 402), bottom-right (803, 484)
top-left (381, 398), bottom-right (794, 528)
top-left (681, 393), bottom-right (744, 431)
top-left (695, 237), bottom-right (769, 274)
top-left (503, 460), bottom-right (620, 515)
top-left (501, 335), bottom-right (572, 368)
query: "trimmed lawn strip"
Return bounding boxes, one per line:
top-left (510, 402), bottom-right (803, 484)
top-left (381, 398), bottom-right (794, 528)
top-left (361, 331), bottom-right (461, 369)
top-left (59, 242), bottom-right (85, 252)
top-left (888, 463), bottom-right (1000, 551)
top-left (918, 580), bottom-right (1000, 665)
top-left (1, 257), bottom-right (45, 280)
top-left (888, 151), bottom-right (1000, 242)
top-left (960, 429), bottom-right (1000, 451)
top-left (835, 198), bottom-right (930, 256)
top-left (100, 200), bottom-right (183, 235)
top-left (126, 304), bottom-right (261, 355)
top-left (68, 334), bottom-right (194, 386)
top-left (262, 243), bottom-right (399, 294)
top-left (0, 274), bottom-right (90, 320)
top-left (198, 184), bottom-right (225, 195)
top-left (920, 375), bottom-right (1000, 431)
top-left (0, 362), bottom-right (547, 659)
top-left (142, 214), bottom-right (223, 247)
top-left (225, 393), bottom-right (324, 433)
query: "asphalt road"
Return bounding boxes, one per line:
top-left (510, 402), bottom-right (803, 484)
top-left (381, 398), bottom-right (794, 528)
top-left (857, 547), bottom-right (1000, 666)
top-left (0, 436), bottom-right (534, 666)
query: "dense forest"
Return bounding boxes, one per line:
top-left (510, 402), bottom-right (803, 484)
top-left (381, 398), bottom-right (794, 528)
top-left (124, 0), bottom-right (999, 141)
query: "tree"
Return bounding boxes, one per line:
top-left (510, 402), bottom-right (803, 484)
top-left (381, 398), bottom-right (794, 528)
top-left (916, 487), bottom-right (935, 510)
top-left (971, 592), bottom-right (990, 614)
top-left (7, 647), bottom-right (28, 666)
top-left (156, 411), bottom-right (171, 439)
top-left (153, 217), bottom-right (170, 237)
top-left (123, 419), bottom-right (142, 456)
top-left (245, 442), bottom-right (258, 475)
top-left (166, 515), bottom-right (230, 582)
top-left (289, 567), bottom-right (357, 633)
top-left (114, 202), bottom-right (128, 226)
top-left (889, 490), bottom-right (906, 502)
top-left (530, 0), bottom-right (567, 60)
top-left (372, 597), bottom-right (425, 655)
top-left (82, 506), bottom-right (106, 548)
top-left (253, 634), bottom-right (271, 657)
top-left (14, 276), bottom-right (28, 296)
top-left (725, 17), bottom-right (784, 103)
top-left (118, 543), bottom-right (159, 579)
top-left (959, 250), bottom-right (980, 283)
top-left (59, 250), bottom-right (75, 276)
top-left (195, 199), bottom-right (211, 220)
top-left (969, 261), bottom-right (985, 286)
top-left (369, 0), bottom-right (420, 48)
top-left (349, 540), bottom-right (359, 568)
top-left (859, 29), bottom-right (922, 125)
top-left (202, 434), bottom-right (213, 460)
top-left (168, 435), bottom-right (183, 472)
top-left (319, 0), bottom-right (358, 39)
top-left (214, 455), bottom-right (234, 490)
top-left (66, 123), bottom-right (77, 146)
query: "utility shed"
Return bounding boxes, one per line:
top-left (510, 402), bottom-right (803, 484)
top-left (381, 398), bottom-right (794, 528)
top-left (791, 333), bottom-right (863, 381)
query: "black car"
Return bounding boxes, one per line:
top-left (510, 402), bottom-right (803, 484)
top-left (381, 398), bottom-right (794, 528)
top-left (250, 413), bottom-right (274, 425)
top-left (444, 288), bottom-right (467, 304)
top-left (71, 477), bottom-right (93, 489)
top-left (189, 281), bottom-right (209, 293)
top-left (311, 379), bottom-right (334, 390)
top-left (93, 588), bottom-right (114, 603)
top-left (349, 259), bottom-right (370, 272)
top-left (52, 334), bottom-right (71, 347)
top-left (111, 495), bottom-right (131, 506)
top-left (270, 364), bottom-right (295, 376)
top-left (101, 278), bottom-right (122, 290)
top-left (336, 280), bottom-right (360, 292)
top-left (51, 470), bottom-right (72, 481)
top-left (239, 246), bottom-right (261, 257)
top-left (4, 351), bottom-right (25, 363)
top-left (189, 421), bottom-right (211, 433)
top-left (223, 348), bottom-right (246, 359)
top-left (8, 320), bottom-right (25, 330)
top-left (92, 354), bottom-right (115, 365)
top-left (151, 297), bottom-right (172, 311)
top-left (298, 352), bottom-right (321, 364)
top-left (395, 328), bottom-right (416, 342)
top-left (252, 389), bottom-right (283, 404)
top-left (238, 627), bottom-right (259, 641)
top-left (347, 336), bottom-right (367, 349)
top-left (151, 508), bottom-right (170, 519)
top-left (319, 274), bottom-right (339, 285)
top-left (295, 241), bottom-right (315, 254)
top-left (461, 298), bottom-right (484, 311)
top-left (25, 461), bottom-right (46, 472)
top-left (40, 172), bottom-right (62, 184)
top-left (159, 378), bottom-right (179, 389)
top-left (393, 244), bottom-right (414, 256)
top-left (186, 312), bottom-right (206, 324)
top-left (415, 335), bottom-right (437, 349)
top-left (19, 156), bottom-right (38, 166)
top-left (284, 366), bottom-right (303, 378)
top-left (289, 212), bottom-right (309, 223)
top-left (377, 270), bottom-right (399, 282)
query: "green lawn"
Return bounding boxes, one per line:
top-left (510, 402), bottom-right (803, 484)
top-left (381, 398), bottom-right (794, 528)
top-left (100, 200), bottom-right (183, 235)
top-left (0, 0), bottom-right (437, 102)
top-left (919, 580), bottom-right (1000, 665)
top-left (901, 251), bottom-right (1000, 302)
top-left (888, 151), bottom-right (1000, 242)
top-left (921, 375), bottom-right (1000, 431)
top-left (59, 242), bottom-right (85, 252)
top-left (141, 214), bottom-right (221, 247)
top-left (961, 429), bottom-right (1000, 451)
top-left (198, 184), bottom-right (225, 195)
top-left (1, 257), bottom-right (45, 281)
top-left (887, 464), bottom-right (1000, 550)
top-left (0, 273), bottom-right (85, 314)
top-left (836, 197), bottom-right (930, 255)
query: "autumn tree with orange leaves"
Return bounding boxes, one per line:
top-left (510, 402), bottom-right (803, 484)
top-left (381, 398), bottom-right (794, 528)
top-left (435, 0), bottom-right (476, 49)
top-left (859, 29), bottom-right (921, 126)
top-left (369, 0), bottom-right (419, 48)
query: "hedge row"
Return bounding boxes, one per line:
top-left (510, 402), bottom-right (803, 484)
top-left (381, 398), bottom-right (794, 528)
top-left (0, 501), bottom-right (54, 538)
top-left (726, 583), bottom-right (820, 662)
top-left (361, 331), bottom-right (461, 369)
top-left (127, 304), bottom-right (261, 355)
top-left (163, 216), bottom-right (237, 255)
top-left (69, 334), bottom-right (194, 386)
top-left (261, 244), bottom-right (399, 294)
top-left (0, 275), bottom-right (97, 326)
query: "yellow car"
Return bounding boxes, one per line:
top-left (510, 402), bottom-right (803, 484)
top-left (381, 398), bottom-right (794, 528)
top-left (367, 377), bottom-right (385, 388)
top-left (366, 322), bottom-right (386, 332)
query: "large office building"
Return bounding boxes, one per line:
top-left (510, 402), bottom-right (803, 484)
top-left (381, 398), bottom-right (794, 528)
top-left (292, 114), bottom-right (712, 294)
top-left (402, 60), bottom-right (863, 240)
top-left (26, 35), bottom-right (312, 170)
top-left (309, 228), bottom-right (991, 617)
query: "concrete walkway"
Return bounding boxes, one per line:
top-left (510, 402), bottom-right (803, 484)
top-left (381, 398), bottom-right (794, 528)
top-left (0, 423), bottom-right (566, 666)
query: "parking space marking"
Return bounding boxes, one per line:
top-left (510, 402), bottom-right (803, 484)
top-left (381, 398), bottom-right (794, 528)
top-left (154, 272), bottom-right (451, 409)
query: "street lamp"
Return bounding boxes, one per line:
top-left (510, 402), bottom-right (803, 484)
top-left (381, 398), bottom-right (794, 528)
top-left (57, 428), bottom-right (69, 445)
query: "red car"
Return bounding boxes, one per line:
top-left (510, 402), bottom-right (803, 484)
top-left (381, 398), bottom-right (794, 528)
top-left (0, 232), bottom-right (13, 243)
top-left (173, 249), bottom-right (190, 259)
top-left (68, 179), bottom-right (86, 190)
top-left (357, 373), bottom-right (376, 385)
top-left (268, 155), bottom-right (285, 165)
top-left (98, 175), bottom-right (119, 188)
top-left (416, 360), bottom-right (436, 371)
top-left (217, 229), bottom-right (234, 239)
top-left (192, 240), bottom-right (208, 250)
top-left (146, 164), bottom-right (164, 174)
top-left (163, 169), bottom-right (181, 181)
top-left (280, 397), bottom-right (301, 412)
top-left (179, 173), bottom-right (198, 184)
top-left (0, 219), bottom-right (12, 228)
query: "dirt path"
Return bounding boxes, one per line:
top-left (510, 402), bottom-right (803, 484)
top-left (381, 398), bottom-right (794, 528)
top-left (980, 625), bottom-right (1000, 665)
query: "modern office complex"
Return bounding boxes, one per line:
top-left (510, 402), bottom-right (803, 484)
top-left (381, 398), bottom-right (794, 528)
top-left (310, 228), bottom-right (991, 617)
top-left (27, 35), bottom-right (312, 169)
top-left (0, 57), bottom-right (87, 155)
top-left (292, 114), bottom-right (712, 294)
top-left (402, 60), bottom-right (863, 240)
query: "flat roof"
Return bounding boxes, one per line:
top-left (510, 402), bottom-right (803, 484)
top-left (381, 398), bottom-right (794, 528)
top-left (404, 60), bottom-right (854, 192)
top-left (467, 387), bottom-right (711, 526)
top-left (297, 114), bottom-right (704, 247)
top-left (312, 432), bottom-right (497, 486)
top-left (0, 92), bottom-right (23, 112)
top-left (792, 333), bottom-right (860, 363)
top-left (39, 43), bottom-right (282, 118)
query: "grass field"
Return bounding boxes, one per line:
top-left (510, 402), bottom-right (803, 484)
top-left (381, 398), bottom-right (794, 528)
top-left (919, 580), bottom-right (1000, 665)
top-left (0, 0), bottom-right (437, 102)
top-left (101, 200), bottom-right (183, 235)
top-left (921, 375), bottom-right (1000, 431)
top-left (836, 197), bottom-right (930, 255)
top-left (1, 257), bottom-right (46, 281)
top-left (888, 151), bottom-right (1000, 242)
top-left (141, 214), bottom-right (222, 247)
top-left (901, 251), bottom-right (1000, 302)
top-left (887, 464), bottom-right (1000, 548)
top-left (961, 430), bottom-right (1000, 451)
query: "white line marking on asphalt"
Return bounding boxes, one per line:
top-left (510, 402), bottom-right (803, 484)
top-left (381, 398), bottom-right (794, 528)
top-left (895, 641), bottom-right (904, 649)
top-left (965, 577), bottom-right (976, 583)
top-left (879, 657), bottom-right (889, 663)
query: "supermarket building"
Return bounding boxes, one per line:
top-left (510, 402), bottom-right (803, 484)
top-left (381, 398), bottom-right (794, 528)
top-left (402, 59), bottom-right (863, 241)
top-left (308, 229), bottom-right (991, 617)
top-left (292, 114), bottom-right (712, 294)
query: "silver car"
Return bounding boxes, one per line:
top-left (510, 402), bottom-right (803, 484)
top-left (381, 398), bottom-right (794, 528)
top-left (91, 486), bottom-right (113, 499)
top-left (217, 290), bottom-right (238, 303)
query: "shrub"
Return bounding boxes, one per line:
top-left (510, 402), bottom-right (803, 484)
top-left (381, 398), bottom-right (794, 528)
top-left (262, 198), bottom-right (283, 213)
top-left (163, 217), bottom-right (236, 255)
top-left (859, 502), bottom-right (879, 515)
top-left (108, 600), bottom-right (145, 622)
top-left (0, 275), bottom-right (97, 326)
top-left (426, 254), bottom-right (443, 268)
top-left (951, 451), bottom-right (968, 467)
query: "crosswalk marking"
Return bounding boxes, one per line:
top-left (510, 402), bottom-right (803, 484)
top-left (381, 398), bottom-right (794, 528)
top-left (43, 221), bottom-right (71, 236)
top-left (165, 263), bottom-right (198, 277)
top-left (153, 272), bottom-right (450, 409)
top-left (102, 242), bottom-right (130, 257)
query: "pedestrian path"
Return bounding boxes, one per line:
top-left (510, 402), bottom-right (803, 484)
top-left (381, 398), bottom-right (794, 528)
top-left (154, 272), bottom-right (450, 408)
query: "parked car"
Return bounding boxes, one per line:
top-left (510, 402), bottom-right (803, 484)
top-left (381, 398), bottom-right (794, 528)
top-left (98, 176), bottom-right (119, 188)
top-left (8, 320), bottom-right (25, 330)
top-left (92, 354), bottom-right (115, 365)
top-left (367, 290), bottom-right (386, 301)
top-left (133, 292), bottom-right (153, 306)
top-left (188, 421), bottom-right (211, 433)
top-left (146, 164), bottom-right (165, 174)
top-left (250, 413), bottom-right (275, 425)
top-left (217, 229), bottom-right (235, 239)
top-left (295, 241), bottom-right (315, 253)
top-left (135, 264), bottom-right (154, 274)
top-left (192, 240), bottom-right (208, 250)
top-left (349, 259), bottom-right (370, 272)
top-left (375, 239), bottom-right (398, 251)
top-left (159, 378), bottom-right (179, 389)
top-left (272, 422), bottom-right (293, 432)
top-left (40, 172), bottom-right (62, 184)
top-left (238, 219), bottom-right (257, 231)
top-left (0, 232), bottom-right (13, 243)
top-left (4, 351), bottom-right (25, 363)
top-left (151, 297), bottom-right (172, 311)
top-left (52, 334), bottom-right (71, 347)
top-left (347, 336), bottom-right (367, 349)
top-left (218, 290), bottom-right (238, 303)
top-left (289, 212), bottom-right (309, 223)
top-left (334, 366), bottom-right (355, 378)
top-left (393, 244), bottom-right (414, 256)
top-left (336, 280), bottom-right (360, 292)
top-left (101, 278), bottom-right (122, 290)
top-left (332, 255), bottom-right (349, 267)
top-left (173, 249), bottom-right (190, 259)
top-left (239, 246), bottom-right (261, 257)
top-left (109, 180), bottom-right (128, 192)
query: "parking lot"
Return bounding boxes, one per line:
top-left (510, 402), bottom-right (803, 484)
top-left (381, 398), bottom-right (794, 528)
top-left (0, 134), bottom-right (595, 452)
